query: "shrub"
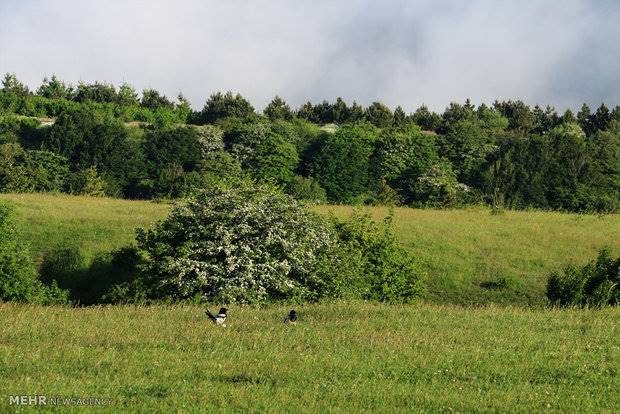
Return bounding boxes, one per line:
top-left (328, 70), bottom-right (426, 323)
top-left (330, 210), bottom-right (424, 303)
top-left (0, 203), bottom-right (69, 304)
top-left (0, 203), bottom-right (38, 301)
top-left (308, 124), bottom-right (375, 203)
top-left (135, 183), bottom-right (423, 304)
top-left (286, 176), bottom-right (327, 204)
top-left (251, 133), bottom-right (299, 184)
top-left (546, 249), bottom-right (619, 307)
top-left (411, 160), bottom-right (470, 207)
top-left (136, 184), bottom-right (340, 304)
top-left (67, 167), bottom-right (107, 196)
top-left (0, 144), bottom-right (70, 193)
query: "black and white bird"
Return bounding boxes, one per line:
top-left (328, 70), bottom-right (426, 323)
top-left (284, 309), bottom-right (297, 324)
top-left (206, 307), bottom-right (228, 326)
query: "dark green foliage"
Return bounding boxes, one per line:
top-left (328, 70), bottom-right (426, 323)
top-left (1, 73), bottom-right (30, 97)
top-left (143, 127), bottom-right (201, 177)
top-left (296, 101), bottom-right (318, 123)
top-left (66, 167), bottom-right (107, 196)
top-left (141, 89), bottom-right (175, 111)
top-left (411, 105), bottom-right (441, 131)
top-left (309, 124), bottom-right (375, 203)
top-left (331, 98), bottom-right (350, 124)
top-left (74, 82), bottom-right (117, 103)
top-left (547, 249), bottom-right (619, 307)
top-left (222, 119), bottom-right (271, 166)
top-left (200, 151), bottom-right (243, 183)
top-left (330, 210), bottom-right (423, 303)
top-left (365, 102), bottom-right (393, 128)
top-left (392, 106), bottom-right (407, 127)
top-left (0, 72), bottom-right (618, 212)
top-left (437, 118), bottom-right (494, 185)
top-left (531, 105), bottom-right (560, 135)
top-left (264, 96), bottom-right (294, 121)
top-left (116, 83), bottom-right (140, 106)
top-left (0, 143), bottom-right (69, 193)
top-left (44, 107), bottom-right (141, 193)
top-left (482, 133), bottom-right (550, 209)
top-left (286, 175), bottom-right (327, 203)
top-left (370, 125), bottom-right (439, 203)
top-left (0, 116), bottom-right (46, 148)
top-left (493, 100), bottom-right (535, 133)
top-left (36, 75), bottom-right (73, 100)
top-left (0, 203), bottom-right (68, 304)
top-left (251, 133), bottom-right (299, 184)
top-left (199, 91), bottom-right (255, 124)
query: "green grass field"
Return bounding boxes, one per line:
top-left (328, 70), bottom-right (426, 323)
top-left (1, 303), bottom-right (618, 412)
top-left (0, 193), bottom-right (619, 412)
top-left (1, 193), bottom-right (619, 306)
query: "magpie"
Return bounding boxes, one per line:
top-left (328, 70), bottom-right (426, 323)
top-left (284, 309), bottom-right (297, 324)
top-left (206, 307), bottom-right (228, 326)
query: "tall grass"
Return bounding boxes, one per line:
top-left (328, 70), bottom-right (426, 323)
top-left (0, 303), bottom-right (618, 412)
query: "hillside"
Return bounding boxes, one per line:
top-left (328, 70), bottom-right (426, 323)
top-left (2, 193), bottom-right (619, 306)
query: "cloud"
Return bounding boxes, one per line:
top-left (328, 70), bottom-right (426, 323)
top-left (1, 0), bottom-right (618, 112)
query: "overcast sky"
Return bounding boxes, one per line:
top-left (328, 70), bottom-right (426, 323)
top-left (1, 0), bottom-right (618, 112)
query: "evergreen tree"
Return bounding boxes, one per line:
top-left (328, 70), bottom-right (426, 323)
top-left (297, 101), bottom-right (317, 123)
top-left (37, 75), bottom-right (72, 100)
top-left (264, 96), bottom-right (293, 121)
top-left (365, 102), bottom-right (393, 128)
top-left (1, 73), bottom-right (30, 97)
top-left (199, 91), bottom-right (255, 124)
top-left (392, 106), bottom-right (407, 127)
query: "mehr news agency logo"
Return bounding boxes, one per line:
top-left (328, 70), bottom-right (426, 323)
top-left (8, 395), bottom-right (113, 406)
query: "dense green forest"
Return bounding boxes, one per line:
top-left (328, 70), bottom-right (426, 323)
top-left (1, 73), bottom-right (619, 212)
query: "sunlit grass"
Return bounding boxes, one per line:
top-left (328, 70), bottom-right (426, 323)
top-left (0, 302), bottom-right (618, 412)
top-left (1, 193), bottom-right (619, 306)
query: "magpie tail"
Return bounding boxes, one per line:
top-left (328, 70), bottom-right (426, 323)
top-left (205, 310), bottom-right (217, 322)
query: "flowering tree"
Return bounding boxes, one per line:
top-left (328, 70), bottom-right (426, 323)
top-left (136, 184), bottom-right (339, 303)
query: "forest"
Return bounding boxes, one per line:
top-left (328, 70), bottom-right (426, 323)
top-left (1, 72), bottom-right (619, 212)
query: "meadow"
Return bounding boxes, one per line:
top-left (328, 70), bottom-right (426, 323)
top-left (1, 303), bottom-right (618, 413)
top-left (1, 193), bottom-right (619, 306)
top-left (1, 193), bottom-right (619, 412)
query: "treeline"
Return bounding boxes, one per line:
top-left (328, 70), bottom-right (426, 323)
top-left (1, 73), bottom-right (619, 212)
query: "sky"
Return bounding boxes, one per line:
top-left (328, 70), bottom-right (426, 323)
top-left (1, 0), bottom-right (619, 112)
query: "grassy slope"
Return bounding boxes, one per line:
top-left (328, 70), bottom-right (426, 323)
top-left (0, 193), bottom-right (169, 262)
top-left (2, 193), bottom-right (620, 306)
top-left (0, 303), bottom-right (618, 413)
top-left (320, 206), bottom-right (620, 306)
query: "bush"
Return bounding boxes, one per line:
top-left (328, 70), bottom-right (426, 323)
top-left (308, 124), bottom-right (375, 203)
top-left (330, 210), bottom-right (424, 303)
top-left (136, 184), bottom-right (340, 304)
top-left (0, 203), bottom-right (69, 304)
top-left (546, 249), bottom-right (619, 307)
top-left (67, 167), bottom-right (107, 196)
top-left (134, 183), bottom-right (423, 304)
top-left (411, 160), bottom-right (470, 207)
top-left (286, 176), bottom-right (327, 204)
top-left (0, 203), bottom-right (38, 301)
